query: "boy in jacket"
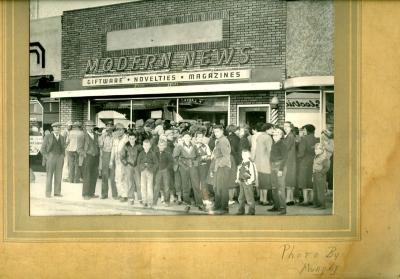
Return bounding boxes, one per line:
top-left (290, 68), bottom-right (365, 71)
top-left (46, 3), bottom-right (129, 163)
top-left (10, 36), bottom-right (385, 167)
top-left (137, 139), bottom-right (158, 208)
top-left (236, 149), bottom-right (257, 215)
top-left (153, 140), bottom-right (173, 206)
top-left (120, 132), bottom-right (143, 205)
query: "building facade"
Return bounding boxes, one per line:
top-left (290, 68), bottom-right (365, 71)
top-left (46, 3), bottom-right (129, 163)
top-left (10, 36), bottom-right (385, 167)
top-left (49, 0), bottom-right (334, 133)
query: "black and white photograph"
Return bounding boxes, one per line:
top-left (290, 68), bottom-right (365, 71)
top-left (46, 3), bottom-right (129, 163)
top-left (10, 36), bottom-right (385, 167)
top-left (29, 0), bottom-right (334, 216)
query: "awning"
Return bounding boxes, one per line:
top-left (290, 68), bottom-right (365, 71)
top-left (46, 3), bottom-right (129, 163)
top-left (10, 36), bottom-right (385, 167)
top-left (51, 82), bottom-right (282, 98)
top-left (30, 75), bottom-right (60, 97)
top-left (283, 76), bottom-right (334, 89)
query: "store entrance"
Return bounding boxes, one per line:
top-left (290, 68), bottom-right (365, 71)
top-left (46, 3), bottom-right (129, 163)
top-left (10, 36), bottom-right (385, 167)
top-left (238, 105), bottom-right (270, 128)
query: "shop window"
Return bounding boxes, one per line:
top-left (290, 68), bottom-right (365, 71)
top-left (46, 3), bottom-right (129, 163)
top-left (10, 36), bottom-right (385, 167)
top-left (50, 102), bottom-right (59, 112)
top-left (178, 96), bottom-right (228, 126)
top-left (324, 91), bottom-right (334, 131)
top-left (90, 96), bottom-right (228, 127)
top-left (285, 91), bottom-right (322, 135)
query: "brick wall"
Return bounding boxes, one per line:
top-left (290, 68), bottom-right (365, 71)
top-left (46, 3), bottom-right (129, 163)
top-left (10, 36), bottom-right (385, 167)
top-left (60, 98), bottom-right (86, 128)
top-left (61, 0), bottom-right (287, 84)
top-left (230, 90), bottom-right (285, 125)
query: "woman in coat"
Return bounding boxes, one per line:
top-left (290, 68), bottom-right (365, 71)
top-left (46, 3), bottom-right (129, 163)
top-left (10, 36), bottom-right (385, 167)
top-left (283, 121), bottom-right (297, 206)
top-left (297, 124), bottom-right (319, 205)
top-left (252, 123), bottom-right (273, 206)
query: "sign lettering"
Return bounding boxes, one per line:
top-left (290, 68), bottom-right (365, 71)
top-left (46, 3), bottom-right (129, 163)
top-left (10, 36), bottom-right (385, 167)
top-left (85, 47), bottom-right (252, 74)
top-left (82, 69), bottom-right (251, 87)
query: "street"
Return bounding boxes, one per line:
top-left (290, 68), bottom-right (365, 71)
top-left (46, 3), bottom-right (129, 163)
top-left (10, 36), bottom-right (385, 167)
top-left (30, 172), bottom-right (332, 216)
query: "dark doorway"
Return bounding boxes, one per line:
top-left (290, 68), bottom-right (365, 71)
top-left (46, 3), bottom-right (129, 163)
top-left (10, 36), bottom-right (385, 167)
top-left (246, 111), bottom-right (266, 128)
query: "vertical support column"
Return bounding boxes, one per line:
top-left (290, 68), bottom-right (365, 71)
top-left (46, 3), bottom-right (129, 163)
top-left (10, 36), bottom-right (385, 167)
top-left (87, 99), bottom-right (91, 121)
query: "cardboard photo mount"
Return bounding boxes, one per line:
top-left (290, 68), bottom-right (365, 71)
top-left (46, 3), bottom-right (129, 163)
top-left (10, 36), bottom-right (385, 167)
top-left (1, 1), bottom-right (360, 242)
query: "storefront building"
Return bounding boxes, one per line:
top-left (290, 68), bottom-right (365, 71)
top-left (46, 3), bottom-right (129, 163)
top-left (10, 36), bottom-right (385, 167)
top-left (51, 0), bottom-right (334, 133)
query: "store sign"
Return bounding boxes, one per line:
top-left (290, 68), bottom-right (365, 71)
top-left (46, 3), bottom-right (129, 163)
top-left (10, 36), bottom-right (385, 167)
top-left (286, 97), bottom-right (320, 110)
top-left (85, 47), bottom-right (251, 74)
top-left (82, 69), bottom-right (251, 87)
top-left (30, 136), bottom-right (43, 156)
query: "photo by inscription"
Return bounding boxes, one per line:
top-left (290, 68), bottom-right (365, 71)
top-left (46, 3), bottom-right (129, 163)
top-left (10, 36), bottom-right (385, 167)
top-left (29, 0), bottom-right (334, 216)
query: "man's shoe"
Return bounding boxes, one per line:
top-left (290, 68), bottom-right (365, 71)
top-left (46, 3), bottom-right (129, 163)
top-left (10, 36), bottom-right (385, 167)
top-left (91, 195), bottom-right (99, 199)
top-left (54, 194), bottom-right (63, 197)
top-left (286, 201), bottom-right (295, 206)
top-left (184, 205), bottom-right (191, 213)
top-left (100, 196), bottom-right (108, 199)
top-left (83, 196), bottom-right (91, 200)
top-left (236, 212), bottom-right (245, 215)
top-left (267, 207), bottom-right (279, 212)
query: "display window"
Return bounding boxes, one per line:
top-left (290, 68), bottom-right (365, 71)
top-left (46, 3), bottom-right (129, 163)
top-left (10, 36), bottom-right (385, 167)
top-left (90, 95), bottom-right (229, 127)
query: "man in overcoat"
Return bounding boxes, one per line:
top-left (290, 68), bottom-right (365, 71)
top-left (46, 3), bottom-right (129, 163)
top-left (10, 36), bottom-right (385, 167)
top-left (40, 122), bottom-right (66, 198)
top-left (82, 120), bottom-right (100, 199)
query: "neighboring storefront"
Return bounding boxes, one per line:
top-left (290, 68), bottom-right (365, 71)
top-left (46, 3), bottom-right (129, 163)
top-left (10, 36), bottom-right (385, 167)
top-left (30, 16), bottom-right (62, 132)
top-left (50, 0), bottom-right (334, 132)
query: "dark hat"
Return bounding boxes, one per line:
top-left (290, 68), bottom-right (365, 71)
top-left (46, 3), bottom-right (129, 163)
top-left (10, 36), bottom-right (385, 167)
top-left (51, 122), bottom-right (61, 127)
top-left (84, 120), bottom-right (96, 126)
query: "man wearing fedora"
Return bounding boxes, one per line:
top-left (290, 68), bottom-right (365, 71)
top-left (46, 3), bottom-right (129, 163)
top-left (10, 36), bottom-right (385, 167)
top-left (66, 121), bottom-right (85, 183)
top-left (40, 122), bottom-right (66, 198)
top-left (81, 120), bottom-right (100, 199)
top-left (98, 121), bottom-right (118, 199)
top-left (110, 123), bottom-right (128, 201)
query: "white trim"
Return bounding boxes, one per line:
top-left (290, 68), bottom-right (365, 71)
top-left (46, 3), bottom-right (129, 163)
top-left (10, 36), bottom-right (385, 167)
top-left (284, 76), bottom-right (334, 89)
top-left (50, 82), bottom-right (282, 98)
top-left (236, 104), bottom-right (271, 126)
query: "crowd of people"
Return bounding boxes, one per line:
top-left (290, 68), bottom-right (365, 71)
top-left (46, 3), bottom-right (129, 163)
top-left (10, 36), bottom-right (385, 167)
top-left (39, 118), bottom-right (334, 215)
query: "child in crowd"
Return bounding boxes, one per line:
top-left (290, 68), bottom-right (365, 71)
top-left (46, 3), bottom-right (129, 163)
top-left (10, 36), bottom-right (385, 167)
top-left (194, 130), bottom-right (212, 208)
top-left (153, 140), bottom-right (173, 206)
top-left (312, 143), bottom-right (331, 209)
top-left (120, 131), bottom-right (142, 205)
top-left (173, 132), bottom-right (204, 212)
top-left (137, 139), bottom-right (158, 208)
top-left (236, 149), bottom-right (257, 215)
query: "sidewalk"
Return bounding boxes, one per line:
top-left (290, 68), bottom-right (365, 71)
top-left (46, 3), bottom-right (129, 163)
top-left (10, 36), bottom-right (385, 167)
top-left (30, 172), bottom-right (332, 216)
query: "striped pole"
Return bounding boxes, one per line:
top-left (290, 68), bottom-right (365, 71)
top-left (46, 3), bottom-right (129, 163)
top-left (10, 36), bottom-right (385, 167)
top-left (270, 108), bottom-right (278, 125)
